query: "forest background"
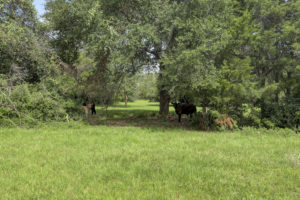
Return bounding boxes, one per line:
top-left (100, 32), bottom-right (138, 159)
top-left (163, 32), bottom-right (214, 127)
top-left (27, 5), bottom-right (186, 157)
top-left (0, 0), bottom-right (299, 131)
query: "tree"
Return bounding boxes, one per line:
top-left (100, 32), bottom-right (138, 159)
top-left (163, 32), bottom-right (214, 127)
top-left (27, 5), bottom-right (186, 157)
top-left (101, 0), bottom-right (182, 115)
top-left (248, 0), bottom-right (300, 128)
top-left (163, 0), bottom-right (233, 113)
top-left (0, 0), bottom-right (74, 126)
top-left (45, 0), bottom-right (179, 115)
top-left (0, 0), bottom-right (56, 83)
top-left (42, 0), bottom-right (300, 129)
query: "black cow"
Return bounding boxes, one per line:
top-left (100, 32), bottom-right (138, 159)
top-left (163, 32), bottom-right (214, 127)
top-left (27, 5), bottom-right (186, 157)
top-left (173, 103), bottom-right (197, 122)
top-left (91, 102), bottom-right (96, 115)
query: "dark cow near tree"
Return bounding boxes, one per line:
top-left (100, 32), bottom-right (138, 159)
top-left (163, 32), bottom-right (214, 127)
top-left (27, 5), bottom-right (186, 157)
top-left (173, 103), bottom-right (197, 122)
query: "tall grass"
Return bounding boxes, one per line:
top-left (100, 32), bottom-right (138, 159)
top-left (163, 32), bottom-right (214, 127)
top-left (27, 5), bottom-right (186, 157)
top-left (0, 100), bottom-right (299, 199)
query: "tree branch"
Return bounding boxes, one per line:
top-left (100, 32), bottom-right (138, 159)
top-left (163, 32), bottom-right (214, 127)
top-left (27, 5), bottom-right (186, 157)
top-left (165, 26), bottom-right (178, 53)
top-left (139, 46), bottom-right (161, 59)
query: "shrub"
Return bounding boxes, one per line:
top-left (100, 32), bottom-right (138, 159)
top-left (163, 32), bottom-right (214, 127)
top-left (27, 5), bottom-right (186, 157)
top-left (190, 110), bottom-right (220, 131)
top-left (238, 104), bottom-right (261, 128)
top-left (260, 97), bottom-right (300, 130)
top-left (261, 118), bottom-right (275, 129)
top-left (0, 82), bottom-right (69, 127)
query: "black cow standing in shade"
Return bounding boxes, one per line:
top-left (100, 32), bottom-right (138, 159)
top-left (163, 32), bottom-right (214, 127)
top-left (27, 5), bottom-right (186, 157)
top-left (173, 103), bottom-right (197, 122)
top-left (90, 102), bottom-right (96, 115)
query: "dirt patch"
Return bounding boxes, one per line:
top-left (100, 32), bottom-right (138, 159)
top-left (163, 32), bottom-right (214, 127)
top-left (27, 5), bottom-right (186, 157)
top-left (86, 114), bottom-right (197, 130)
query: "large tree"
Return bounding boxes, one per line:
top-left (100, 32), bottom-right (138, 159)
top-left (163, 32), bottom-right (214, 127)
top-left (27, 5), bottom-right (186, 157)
top-left (0, 0), bottom-right (54, 83)
top-left (45, 0), bottom-right (181, 114)
top-left (43, 0), bottom-right (300, 128)
top-left (247, 0), bottom-right (300, 127)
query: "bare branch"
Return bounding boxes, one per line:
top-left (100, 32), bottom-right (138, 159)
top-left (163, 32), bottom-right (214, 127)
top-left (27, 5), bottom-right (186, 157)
top-left (55, 59), bottom-right (77, 78)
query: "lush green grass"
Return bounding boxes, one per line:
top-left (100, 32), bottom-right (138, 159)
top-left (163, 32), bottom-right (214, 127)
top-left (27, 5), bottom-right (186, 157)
top-left (111, 100), bottom-right (162, 111)
top-left (89, 100), bottom-right (191, 128)
top-left (107, 100), bottom-right (162, 119)
top-left (0, 100), bottom-right (299, 199)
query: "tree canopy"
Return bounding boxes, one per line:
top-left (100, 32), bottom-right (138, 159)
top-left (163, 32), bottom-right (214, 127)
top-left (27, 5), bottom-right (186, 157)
top-left (0, 0), bottom-right (299, 129)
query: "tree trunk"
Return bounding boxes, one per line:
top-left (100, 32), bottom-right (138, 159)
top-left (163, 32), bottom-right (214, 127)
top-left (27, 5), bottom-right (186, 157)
top-left (158, 62), bottom-right (170, 116)
top-left (260, 97), bottom-right (267, 120)
top-left (286, 71), bottom-right (292, 96)
top-left (159, 89), bottom-right (170, 115)
top-left (274, 72), bottom-right (280, 103)
top-left (124, 93), bottom-right (128, 107)
top-left (202, 104), bottom-right (208, 122)
top-left (202, 106), bottom-right (207, 115)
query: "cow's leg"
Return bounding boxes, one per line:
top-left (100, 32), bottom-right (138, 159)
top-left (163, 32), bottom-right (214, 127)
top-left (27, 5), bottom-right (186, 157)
top-left (178, 114), bottom-right (181, 122)
top-left (190, 113), bottom-right (194, 119)
top-left (92, 107), bottom-right (96, 115)
top-left (91, 103), bottom-right (96, 115)
top-left (83, 106), bottom-right (89, 118)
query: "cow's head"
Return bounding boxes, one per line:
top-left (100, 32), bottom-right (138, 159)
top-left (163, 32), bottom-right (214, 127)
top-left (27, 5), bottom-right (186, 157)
top-left (172, 102), bottom-right (179, 109)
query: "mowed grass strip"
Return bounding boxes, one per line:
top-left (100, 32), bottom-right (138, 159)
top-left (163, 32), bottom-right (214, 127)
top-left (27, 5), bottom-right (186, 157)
top-left (90, 100), bottom-right (193, 127)
top-left (0, 125), bottom-right (299, 200)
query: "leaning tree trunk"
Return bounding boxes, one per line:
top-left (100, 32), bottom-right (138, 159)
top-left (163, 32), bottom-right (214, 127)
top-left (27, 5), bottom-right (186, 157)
top-left (124, 92), bottom-right (128, 107)
top-left (286, 72), bottom-right (292, 96)
top-left (274, 72), bottom-right (280, 103)
top-left (202, 103), bottom-right (208, 121)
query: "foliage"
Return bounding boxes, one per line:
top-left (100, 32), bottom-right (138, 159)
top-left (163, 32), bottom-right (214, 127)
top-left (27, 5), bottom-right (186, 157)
top-left (0, 0), bottom-right (75, 127)
top-left (0, 78), bottom-right (69, 127)
top-left (1, 0), bottom-right (299, 129)
top-left (0, 0), bottom-right (56, 83)
top-left (135, 73), bottom-right (159, 101)
top-left (189, 110), bottom-right (236, 131)
top-left (249, 0), bottom-right (300, 129)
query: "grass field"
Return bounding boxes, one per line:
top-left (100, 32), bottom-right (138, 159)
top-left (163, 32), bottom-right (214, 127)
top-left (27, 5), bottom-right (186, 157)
top-left (0, 100), bottom-right (299, 199)
top-left (88, 100), bottom-right (194, 129)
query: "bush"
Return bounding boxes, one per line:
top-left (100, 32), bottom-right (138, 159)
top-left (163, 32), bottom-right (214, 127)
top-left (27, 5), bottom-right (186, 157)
top-left (0, 82), bottom-right (69, 127)
top-left (261, 118), bottom-right (275, 129)
top-left (238, 104), bottom-right (261, 128)
top-left (259, 97), bottom-right (300, 130)
top-left (189, 110), bottom-right (220, 131)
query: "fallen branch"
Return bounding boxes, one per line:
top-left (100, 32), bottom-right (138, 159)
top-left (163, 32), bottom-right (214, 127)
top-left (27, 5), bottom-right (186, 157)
top-left (0, 91), bottom-right (37, 124)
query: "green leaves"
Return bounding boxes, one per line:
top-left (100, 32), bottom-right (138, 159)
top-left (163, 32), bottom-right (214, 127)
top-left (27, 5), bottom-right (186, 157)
top-left (1, 0), bottom-right (299, 128)
top-left (0, 0), bottom-right (37, 27)
top-left (0, 0), bottom-right (56, 83)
